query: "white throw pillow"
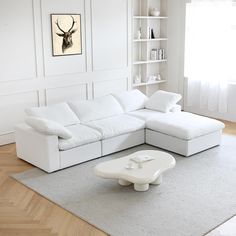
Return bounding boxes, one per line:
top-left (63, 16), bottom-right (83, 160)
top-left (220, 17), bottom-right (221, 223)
top-left (25, 103), bottom-right (80, 126)
top-left (25, 117), bottom-right (73, 139)
top-left (68, 95), bottom-right (124, 122)
top-left (112, 89), bottom-right (148, 113)
top-left (145, 90), bottom-right (182, 113)
top-left (170, 104), bottom-right (182, 113)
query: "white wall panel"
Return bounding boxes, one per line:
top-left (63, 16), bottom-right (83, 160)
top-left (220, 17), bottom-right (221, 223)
top-left (91, 0), bottom-right (128, 71)
top-left (0, 91), bottom-right (39, 135)
top-left (41, 0), bottom-right (87, 77)
top-left (93, 78), bottom-right (128, 98)
top-left (0, 0), bottom-right (36, 81)
top-left (0, 134), bottom-right (15, 146)
top-left (46, 83), bottom-right (88, 104)
top-left (0, 0), bottom-right (131, 144)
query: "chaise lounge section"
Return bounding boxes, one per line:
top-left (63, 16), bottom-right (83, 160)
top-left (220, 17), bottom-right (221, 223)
top-left (146, 112), bottom-right (224, 156)
top-left (15, 90), bottom-right (225, 173)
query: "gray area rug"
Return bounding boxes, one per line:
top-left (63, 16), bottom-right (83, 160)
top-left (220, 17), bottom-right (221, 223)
top-left (12, 135), bottom-right (236, 236)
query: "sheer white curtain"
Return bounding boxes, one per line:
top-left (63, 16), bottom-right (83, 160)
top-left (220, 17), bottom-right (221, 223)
top-left (185, 0), bottom-right (236, 113)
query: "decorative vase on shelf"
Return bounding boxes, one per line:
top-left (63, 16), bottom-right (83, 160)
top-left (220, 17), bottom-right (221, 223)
top-left (134, 75), bottom-right (141, 84)
top-left (151, 29), bottom-right (155, 39)
top-left (150, 8), bottom-right (160, 17)
top-left (137, 28), bottom-right (141, 40)
top-left (157, 74), bottom-right (162, 81)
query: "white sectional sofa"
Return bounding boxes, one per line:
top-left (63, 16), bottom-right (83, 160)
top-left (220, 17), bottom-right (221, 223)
top-left (15, 90), bottom-right (225, 173)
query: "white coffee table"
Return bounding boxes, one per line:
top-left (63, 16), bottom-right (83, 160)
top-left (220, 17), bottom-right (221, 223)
top-left (94, 150), bottom-right (176, 192)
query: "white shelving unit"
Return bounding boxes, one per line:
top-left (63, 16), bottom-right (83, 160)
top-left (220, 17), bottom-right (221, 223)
top-left (133, 80), bottom-right (166, 87)
top-left (133, 16), bottom-right (168, 19)
top-left (133, 59), bottom-right (167, 65)
top-left (133, 38), bottom-right (168, 42)
top-left (132, 0), bottom-right (168, 96)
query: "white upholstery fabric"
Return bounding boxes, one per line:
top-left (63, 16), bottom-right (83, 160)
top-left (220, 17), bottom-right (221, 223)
top-left (128, 109), bottom-right (167, 121)
top-left (60, 142), bottom-right (102, 169)
top-left (145, 90), bottom-right (182, 113)
top-left (112, 89), bottom-right (147, 112)
top-left (15, 124), bottom-right (60, 173)
top-left (146, 129), bottom-right (222, 157)
top-left (85, 115), bottom-right (145, 139)
top-left (58, 124), bottom-right (102, 151)
top-left (25, 117), bottom-right (72, 139)
top-left (170, 104), bottom-right (182, 113)
top-left (68, 95), bottom-right (124, 123)
top-left (25, 103), bottom-right (80, 126)
top-left (102, 130), bottom-right (145, 156)
top-left (146, 112), bottom-right (225, 140)
top-left (129, 106), bottom-right (182, 121)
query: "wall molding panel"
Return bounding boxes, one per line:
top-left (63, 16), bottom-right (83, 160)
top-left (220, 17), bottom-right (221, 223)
top-left (0, 91), bottom-right (39, 138)
top-left (91, 0), bottom-right (129, 71)
top-left (0, 0), bottom-right (37, 82)
top-left (0, 0), bottom-right (131, 145)
top-left (92, 78), bottom-right (128, 98)
top-left (45, 83), bottom-right (88, 105)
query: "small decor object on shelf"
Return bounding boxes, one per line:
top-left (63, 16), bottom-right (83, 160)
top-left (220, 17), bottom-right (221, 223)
top-left (157, 74), bottom-right (162, 81)
top-left (151, 29), bottom-right (155, 39)
top-left (51, 14), bottom-right (82, 56)
top-left (147, 27), bottom-right (151, 39)
top-left (150, 49), bottom-right (158, 60)
top-left (137, 28), bottom-right (142, 39)
top-left (149, 8), bottom-right (160, 17)
top-left (134, 75), bottom-right (141, 84)
top-left (158, 49), bottom-right (165, 60)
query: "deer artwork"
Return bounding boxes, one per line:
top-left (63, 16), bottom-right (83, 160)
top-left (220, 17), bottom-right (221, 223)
top-left (55, 16), bottom-right (77, 53)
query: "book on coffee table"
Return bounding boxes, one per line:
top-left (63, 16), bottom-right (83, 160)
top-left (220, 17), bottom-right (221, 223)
top-left (130, 155), bottom-right (155, 163)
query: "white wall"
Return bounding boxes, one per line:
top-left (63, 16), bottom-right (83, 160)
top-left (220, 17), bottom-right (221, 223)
top-left (0, 0), bottom-right (131, 145)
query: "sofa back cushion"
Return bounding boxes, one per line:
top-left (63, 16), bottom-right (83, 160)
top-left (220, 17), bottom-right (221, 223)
top-left (68, 95), bottom-right (124, 123)
top-left (112, 89), bottom-right (147, 113)
top-left (145, 90), bottom-right (182, 113)
top-left (25, 102), bottom-right (80, 126)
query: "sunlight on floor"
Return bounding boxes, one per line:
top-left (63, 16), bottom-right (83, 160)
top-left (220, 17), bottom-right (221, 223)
top-left (206, 216), bottom-right (236, 236)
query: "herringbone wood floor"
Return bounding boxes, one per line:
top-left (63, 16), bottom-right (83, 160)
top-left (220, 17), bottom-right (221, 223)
top-left (0, 145), bottom-right (107, 236)
top-left (0, 121), bottom-right (235, 236)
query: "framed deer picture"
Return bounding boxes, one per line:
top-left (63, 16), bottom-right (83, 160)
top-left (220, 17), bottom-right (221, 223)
top-left (51, 14), bottom-right (82, 56)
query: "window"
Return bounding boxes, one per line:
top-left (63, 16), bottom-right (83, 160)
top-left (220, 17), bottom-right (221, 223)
top-left (185, 0), bottom-right (236, 83)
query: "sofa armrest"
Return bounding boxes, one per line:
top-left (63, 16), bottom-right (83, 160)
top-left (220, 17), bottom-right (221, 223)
top-left (15, 124), bottom-right (60, 173)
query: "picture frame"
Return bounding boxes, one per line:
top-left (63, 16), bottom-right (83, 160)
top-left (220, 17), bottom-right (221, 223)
top-left (50, 14), bottom-right (82, 56)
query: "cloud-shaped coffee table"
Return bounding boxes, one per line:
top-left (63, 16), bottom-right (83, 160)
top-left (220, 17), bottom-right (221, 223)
top-left (94, 150), bottom-right (176, 191)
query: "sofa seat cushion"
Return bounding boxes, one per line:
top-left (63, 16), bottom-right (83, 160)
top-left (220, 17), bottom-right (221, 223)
top-left (58, 124), bottom-right (102, 151)
top-left (146, 112), bottom-right (225, 140)
top-left (128, 106), bottom-right (182, 121)
top-left (128, 109), bottom-right (167, 121)
top-left (85, 115), bottom-right (145, 139)
top-left (68, 95), bottom-right (124, 123)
